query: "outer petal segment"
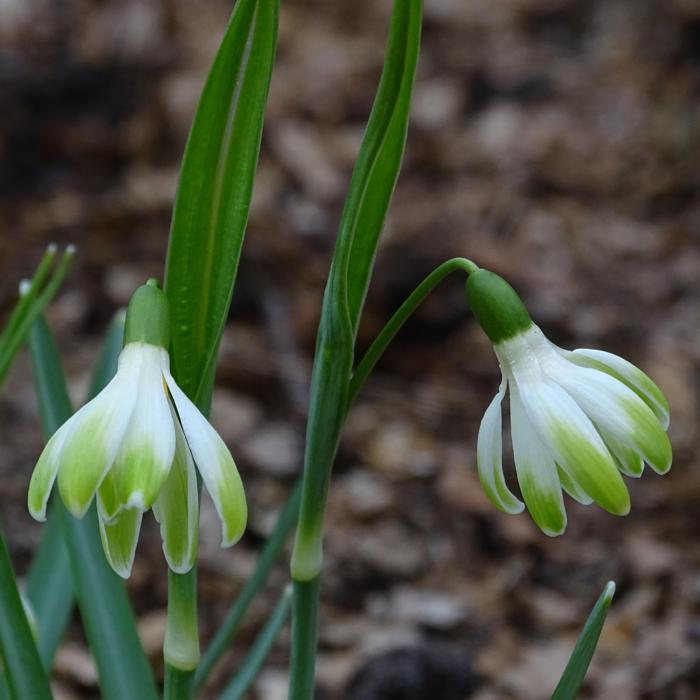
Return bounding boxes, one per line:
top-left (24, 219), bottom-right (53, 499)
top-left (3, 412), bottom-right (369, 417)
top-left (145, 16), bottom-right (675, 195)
top-left (551, 366), bottom-right (671, 475)
top-left (153, 410), bottom-right (199, 574)
top-left (164, 373), bottom-right (247, 547)
top-left (99, 508), bottom-right (143, 579)
top-left (28, 410), bottom-right (81, 521)
top-left (516, 378), bottom-right (630, 516)
top-left (56, 350), bottom-right (140, 518)
top-left (510, 385), bottom-right (566, 535)
top-left (476, 377), bottom-right (523, 514)
top-left (569, 348), bottom-right (669, 430)
top-left (111, 345), bottom-right (176, 511)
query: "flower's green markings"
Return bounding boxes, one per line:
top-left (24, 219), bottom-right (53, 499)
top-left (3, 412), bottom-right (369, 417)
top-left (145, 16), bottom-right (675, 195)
top-left (470, 280), bottom-right (671, 536)
top-left (28, 280), bottom-right (247, 577)
top-left (466, 269), bottom-right (532, 344)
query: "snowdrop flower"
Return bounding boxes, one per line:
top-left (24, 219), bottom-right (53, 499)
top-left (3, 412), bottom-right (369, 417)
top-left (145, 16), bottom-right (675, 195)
top-left (28, 280), bottom-right (246, 577)
top-left (467, 269), bottom-right (671, 535)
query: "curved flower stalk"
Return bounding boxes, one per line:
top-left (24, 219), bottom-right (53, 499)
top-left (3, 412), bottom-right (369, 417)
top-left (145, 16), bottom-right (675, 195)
top-left (467, 269), bottom-right (671, 535)
top-left (28, 280), bottom-right (246, 578)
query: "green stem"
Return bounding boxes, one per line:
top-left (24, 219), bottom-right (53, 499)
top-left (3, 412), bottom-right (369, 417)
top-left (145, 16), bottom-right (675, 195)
top-left (164, 569), bottom-right (200, 696)
top-left (348, 257), bottom-right (477, 406)
top-left (219, 586), bottom-right (292, 700)
top-left (163, 667), bottom-right (194, 700)
top-left (194, 479), bottom-right (302, 690)
top-left (289, 578), bottom-right (320, 700)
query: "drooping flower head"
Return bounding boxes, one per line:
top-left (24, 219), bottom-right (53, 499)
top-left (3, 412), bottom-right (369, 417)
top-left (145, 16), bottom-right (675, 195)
top-left (466, 269), bottom-right (671, 535)
top-left (28, 279), bottom-right (246, 577)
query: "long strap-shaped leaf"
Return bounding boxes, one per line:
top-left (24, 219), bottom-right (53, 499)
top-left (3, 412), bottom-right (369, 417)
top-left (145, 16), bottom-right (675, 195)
top-left (289, 3), bottom-right (423, 697)
top-left (0, 528), bottom-right (51, 700)
top-left (550, 581), bottom-right (616, 700)
top-left (164, 0), bottom-right (279, 409)
top-left (28, 317), bottom-right (158, 700)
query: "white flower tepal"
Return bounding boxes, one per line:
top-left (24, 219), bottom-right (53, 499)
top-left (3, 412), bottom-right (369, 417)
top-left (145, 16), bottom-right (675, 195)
top-left (28, 279), bottom-right (246, 578)
top-left (467, 269), bottom-right (671, 536)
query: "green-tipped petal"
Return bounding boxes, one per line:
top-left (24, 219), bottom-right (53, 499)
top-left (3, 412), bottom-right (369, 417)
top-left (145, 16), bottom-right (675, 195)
top-left (56, 354), bottom-right (139, 518)
top-left (510, 386), bottom-right (567, 536)
top-left (476, 377), bottom-right (524, 514)
top-left (599, 429), bottom-right (644, 478)
top-left (557, 466), bottom-right (594, 505)
top-left (569, 348), bottom-right (670, 430)
top-left (153, 412), bottom-right (199, 574)
top-left (98, 508), bottom-right (143, 579)
top-left (111, 344), bottom-right (176, 510)
top-left (552, 366), bottom-right (672, 475)
top-left (518, 380), bottom-right (630, 516)
top-left (28, 410), bottom-right (80, 521)
top-left (164, 373), bottom-right (246, 547)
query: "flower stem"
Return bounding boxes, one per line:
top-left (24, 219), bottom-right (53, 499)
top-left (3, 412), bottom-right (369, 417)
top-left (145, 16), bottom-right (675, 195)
top-left (348, 257), bottom-right (478, 406)
top-left (164, 568), bottom-right (199, 698)
top-left (288, 256), bottom-right (478, 697)
top-left (289, 577), bottom-right (320, 700)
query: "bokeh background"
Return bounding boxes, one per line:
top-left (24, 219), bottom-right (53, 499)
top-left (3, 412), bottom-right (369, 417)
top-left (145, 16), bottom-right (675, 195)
top-left (2, 0), bottom-right (700, 698)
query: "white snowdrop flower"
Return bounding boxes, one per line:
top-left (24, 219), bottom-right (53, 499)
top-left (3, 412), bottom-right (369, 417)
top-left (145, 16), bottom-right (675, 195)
top-left (467, 269), bottom-right (671, 535)
top-left (28, 280), bottom-right (246, 577)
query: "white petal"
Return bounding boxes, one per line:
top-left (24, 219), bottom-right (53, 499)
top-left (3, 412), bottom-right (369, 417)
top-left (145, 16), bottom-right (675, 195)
top-left (28, 410), bottom-right (82, 521)
top-left (557, 466), bottom-right (594, 505)
top-left (514, 377), bottom-right (630, 516)
top-left (164, 373), bottom-right (246, 547)
top-left (569, 348), bottom-right (669, 429)
top-left (56, 347), bottom-right (140, 518)
top-left (109, 344), bottom-right (176, 512)
top-left (98, 508), bottom-right (143, 579)
top-left (153, 411), bottom-right (199, 573)
top-left (476, 376), bottom-right (523, 514)
top-left (549, 364), bottom-right (671, 475)
top-left (510, 385), bottom-right (566, 535)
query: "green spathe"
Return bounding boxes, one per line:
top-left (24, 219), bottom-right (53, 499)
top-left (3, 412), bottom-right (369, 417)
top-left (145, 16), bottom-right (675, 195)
top-left (124, 279), bottom-right (170, 348)
top-left (466, 269), bottom-right (532, 344)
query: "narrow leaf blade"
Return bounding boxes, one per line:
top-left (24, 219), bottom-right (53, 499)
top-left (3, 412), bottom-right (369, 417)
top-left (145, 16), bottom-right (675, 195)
top-left (0, 529), bottom-right (52, 700)
top-left (164, 0), bottom-right (279, 408)
top-left (550, 581), bottom-right (616, 700)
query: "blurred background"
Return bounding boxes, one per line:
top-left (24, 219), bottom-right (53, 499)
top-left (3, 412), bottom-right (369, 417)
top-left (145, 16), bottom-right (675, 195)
top-left (1, 0), bottom-right (700, 697)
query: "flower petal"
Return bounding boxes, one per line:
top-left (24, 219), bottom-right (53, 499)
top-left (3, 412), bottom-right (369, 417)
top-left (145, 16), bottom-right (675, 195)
top-left (476, 377), bottom-right (523, 514)
top-left (111, 345), bottom-right (176, 510)
top-left (550, 365), bottom-right (671, 475)
top-left (28, 410), bottom-right (82, 521)
top-left (164, 373), bottom-right (246, 547)
top-left (569, 348), bottom-right (669, 430)
top-left (510, 385), bottom-right (566, 536)
top-left (153, 411), bottom-right (199, 574)
top-left (515, 378), bottom-right (630, 516)
top-left (557, 466), bottom-right (594, 505)
top-left (98, 508), bottom-right (143, 579)
top-left (600, 429), bottom-right (644, 478)
top-left (56, 349), bottom-right (140, 518)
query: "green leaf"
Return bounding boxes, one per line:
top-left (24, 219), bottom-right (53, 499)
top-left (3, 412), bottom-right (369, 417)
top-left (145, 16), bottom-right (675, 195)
top-left (0, 245), bottom-right (74, 388)
top-left (28, 314), bottom-right (159, 700)
top-left (194, 479), bottom-right (301, 689)
top-left (25, 499), bottom-right (72, 670)
top-left (550, 581), bottom-right (616, 700)
top-left (220, 585), bottom-right (292, 700)
top-left (289, 3), bottom-right (423, 696)
top-left (0, 528), bottom-right (52, 700)
top-left (338, 0), bottom-right (422, 335)
top-left (164, 0), bottom-right (279, 409)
